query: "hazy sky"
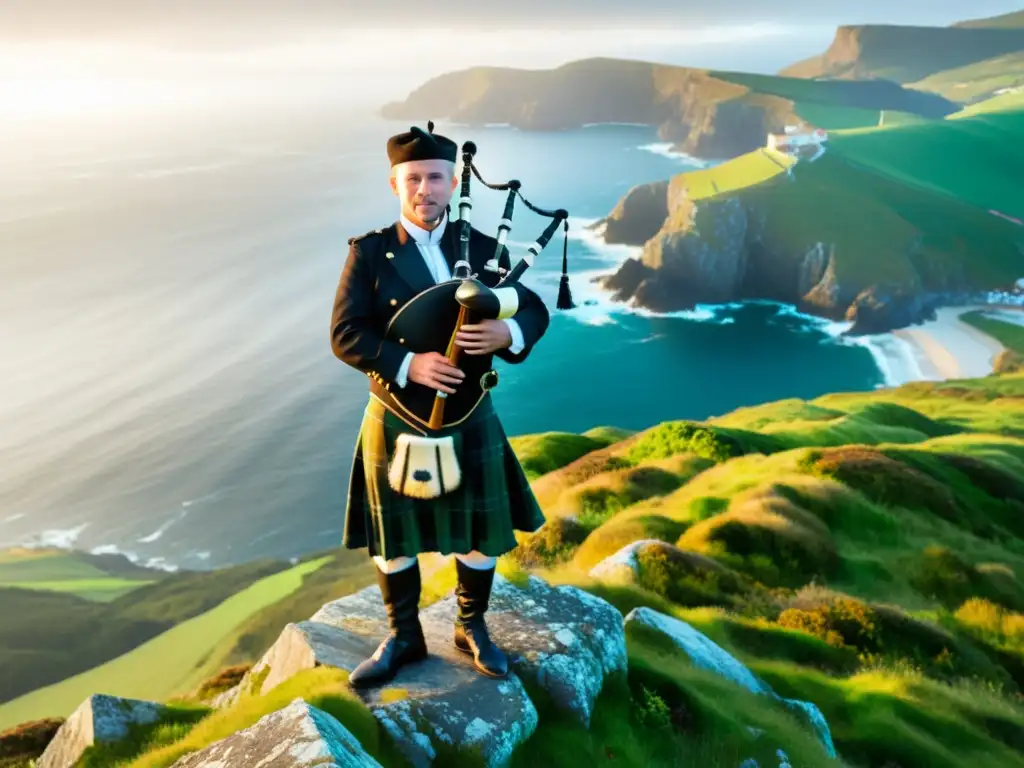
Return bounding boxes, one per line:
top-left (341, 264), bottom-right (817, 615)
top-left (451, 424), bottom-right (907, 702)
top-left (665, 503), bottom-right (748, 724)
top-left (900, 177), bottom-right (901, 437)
top-left (3, 1), bottom-right (1021, 44)
top-left (2, 1), bottom-right (1021, 123)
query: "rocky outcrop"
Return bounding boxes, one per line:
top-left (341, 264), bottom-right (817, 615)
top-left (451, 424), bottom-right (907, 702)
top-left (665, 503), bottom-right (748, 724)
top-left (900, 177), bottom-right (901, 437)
top-left (170, 698), bottom-right (381, 768)
top-left (595, 180), bottom-right (669, 246)
top-left (624, 607), bottom-right (838, 760)
top-left (37, 694), bottom-right (166, 768)
top-left (23, 577), bottom-right (847, 767)
top-left (592, 176), bottom-right (998, 333)
top-left (218, 574), bottom-right (626, 767)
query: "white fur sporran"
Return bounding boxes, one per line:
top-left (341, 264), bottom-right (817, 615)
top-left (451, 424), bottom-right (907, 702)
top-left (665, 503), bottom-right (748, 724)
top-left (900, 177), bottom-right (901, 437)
top-left (388, 433), bottom-right (462, 499)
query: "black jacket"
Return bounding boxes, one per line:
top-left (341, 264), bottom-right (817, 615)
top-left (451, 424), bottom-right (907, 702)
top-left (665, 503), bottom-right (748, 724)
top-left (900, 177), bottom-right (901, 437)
top-left (330, 215), bottom-right (550, 387)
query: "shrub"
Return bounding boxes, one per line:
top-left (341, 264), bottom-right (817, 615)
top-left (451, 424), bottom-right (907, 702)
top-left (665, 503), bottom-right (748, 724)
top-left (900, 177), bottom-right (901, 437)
top-left (573, 513), bottom-right (689, 572)
top-left (626, 422), bottom-right (784, 464)
top-left (512, 517), bottom-right (590, 568)
top-left (908, 546), bottom-right (1024, 612)
top-left (633, 542), bottom-right (751, 609)
top-left (0, 717), bottom-right (63, 764)
top-left (678, 493), bottom-right (838, 587)
top-left (801, 447), bottom-right (961, 521)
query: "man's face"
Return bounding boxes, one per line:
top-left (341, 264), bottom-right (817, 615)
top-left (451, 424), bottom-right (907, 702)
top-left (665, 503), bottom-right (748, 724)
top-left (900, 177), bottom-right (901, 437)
top-left (391, 159), bottom-right (458, 227)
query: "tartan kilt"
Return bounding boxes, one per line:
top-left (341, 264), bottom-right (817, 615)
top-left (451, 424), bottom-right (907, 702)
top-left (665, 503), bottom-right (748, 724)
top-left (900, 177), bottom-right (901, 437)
top-left (342, 392), bottom-right (546, 560)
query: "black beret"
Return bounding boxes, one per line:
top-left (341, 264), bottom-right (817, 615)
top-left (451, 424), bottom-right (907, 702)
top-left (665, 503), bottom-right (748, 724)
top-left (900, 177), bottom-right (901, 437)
top-left (387, 120), bottom-right (457, 167)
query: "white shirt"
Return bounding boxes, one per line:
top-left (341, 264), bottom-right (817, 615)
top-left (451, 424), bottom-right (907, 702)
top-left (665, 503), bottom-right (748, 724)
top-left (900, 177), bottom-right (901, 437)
top-left (394, 211), bottom-right (525, 388)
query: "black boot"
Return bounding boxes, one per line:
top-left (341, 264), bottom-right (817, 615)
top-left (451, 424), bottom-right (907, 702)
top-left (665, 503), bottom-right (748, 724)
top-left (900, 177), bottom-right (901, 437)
top-left (453, 558), bottom-right (508, 678)
top-left (348, 561), bottom-right (427, 689)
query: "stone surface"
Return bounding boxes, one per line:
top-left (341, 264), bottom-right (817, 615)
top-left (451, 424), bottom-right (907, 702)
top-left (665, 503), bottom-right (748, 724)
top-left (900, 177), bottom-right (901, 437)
top-left (587, 539), bottom-right (665, 584)
top-left (223, 574), bottom-right (626, 767)
top-left (624, 607), bottom-right (838, 759)
top-left (37, 694), bottom-right (166, 768)
top-left (170, 697), bottom-right (382, 768)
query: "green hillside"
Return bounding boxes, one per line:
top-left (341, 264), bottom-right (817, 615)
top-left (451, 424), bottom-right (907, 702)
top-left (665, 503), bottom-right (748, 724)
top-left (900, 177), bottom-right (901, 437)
top-left (909, 53), bottom-right (1024, 104)
top-left (0, 557), bottom-right (331, 731)
top-left (955, 10), bottom-right (1024, 28)
top-left (827, 94), bottom-right (1024, 220)
top-left (780, 22), bottom-right (1024, 84)
top-left (0, 548), bottom-right (162, 602)
top-left (0, 556), bottom-right (294, 707)
top-left (10, 369), bottom-right (1024, 767)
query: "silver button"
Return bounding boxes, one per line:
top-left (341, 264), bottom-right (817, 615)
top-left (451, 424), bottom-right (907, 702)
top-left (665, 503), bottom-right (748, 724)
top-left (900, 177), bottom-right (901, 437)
top-left (386, 251), bottom-right (394, 259)
top-left (389, 298), bottom-right (397, 306)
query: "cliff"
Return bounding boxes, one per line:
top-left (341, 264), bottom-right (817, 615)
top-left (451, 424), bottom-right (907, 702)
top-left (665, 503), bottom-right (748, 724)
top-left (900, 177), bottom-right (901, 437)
top-left (380, 57), bottom-right (957, 160)
top-left (780, 23), bottom-right (1024, 84)
top-left (592, 95), bottom-right (1024, 334)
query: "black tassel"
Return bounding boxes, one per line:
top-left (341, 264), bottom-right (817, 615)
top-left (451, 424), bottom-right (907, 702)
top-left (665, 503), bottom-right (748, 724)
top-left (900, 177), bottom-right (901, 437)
top-left (556, 218), bottom-right (574, 310)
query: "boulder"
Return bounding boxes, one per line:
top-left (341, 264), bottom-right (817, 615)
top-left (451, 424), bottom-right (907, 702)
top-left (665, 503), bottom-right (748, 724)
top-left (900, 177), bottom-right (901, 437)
top-left (220, 575), bottom-right (626, 767)
top-left (170, 697), bottom-right (381, 768)
top-left (624, 607), bottom-right (837, 759)
top-left (588, 539), bottom-right (668, 584)
top-left (37, 694), bottom-right (166, 768)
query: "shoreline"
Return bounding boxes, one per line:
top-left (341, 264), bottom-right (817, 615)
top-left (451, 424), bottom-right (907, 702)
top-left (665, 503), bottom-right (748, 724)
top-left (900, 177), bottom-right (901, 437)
top-left (890, 306), bottom-right (1013, 381)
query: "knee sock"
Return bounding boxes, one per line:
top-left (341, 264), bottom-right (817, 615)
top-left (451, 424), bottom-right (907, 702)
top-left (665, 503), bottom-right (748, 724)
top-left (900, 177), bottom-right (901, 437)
top-left (373, 555), bottom-right (417, 574)
top-left (455, 551), bottom-right (497, 570)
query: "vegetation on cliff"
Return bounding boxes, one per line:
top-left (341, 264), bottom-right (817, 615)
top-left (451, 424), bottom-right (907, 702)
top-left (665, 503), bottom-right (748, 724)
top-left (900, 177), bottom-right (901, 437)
top-left (5, 367), bottom-right (1024, 766)
top-left (779, 18), bottom-right (1024, 86)
top-left (597, 93), bottom-right (1024, 331)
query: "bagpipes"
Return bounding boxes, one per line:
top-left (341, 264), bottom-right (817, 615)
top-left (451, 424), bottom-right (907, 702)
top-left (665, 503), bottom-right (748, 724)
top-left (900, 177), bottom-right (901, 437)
top-left (381, 131), bottom-right (574, 499)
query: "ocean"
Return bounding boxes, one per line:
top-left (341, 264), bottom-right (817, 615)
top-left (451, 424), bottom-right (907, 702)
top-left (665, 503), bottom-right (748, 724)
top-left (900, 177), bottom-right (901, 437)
top-left (0, 104), bottom-right (910, 571)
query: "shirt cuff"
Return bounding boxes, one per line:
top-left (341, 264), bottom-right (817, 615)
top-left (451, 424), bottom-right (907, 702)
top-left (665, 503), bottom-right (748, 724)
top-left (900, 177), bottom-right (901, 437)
top-left (395, 351), bottom-right (414, 388)
top-left (504, 319), bottom-right (525, 355)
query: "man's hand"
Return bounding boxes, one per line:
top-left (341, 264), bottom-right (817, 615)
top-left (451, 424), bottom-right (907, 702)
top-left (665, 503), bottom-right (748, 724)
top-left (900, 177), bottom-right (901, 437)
top-left (455, 319), bottom-right (512, 355)
top-left (408, 351), bottom-right (465, 394)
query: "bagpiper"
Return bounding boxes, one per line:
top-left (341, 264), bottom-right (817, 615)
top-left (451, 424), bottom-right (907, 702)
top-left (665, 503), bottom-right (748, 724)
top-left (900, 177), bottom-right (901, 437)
top-left (329, 121), bottom-right (564, 687)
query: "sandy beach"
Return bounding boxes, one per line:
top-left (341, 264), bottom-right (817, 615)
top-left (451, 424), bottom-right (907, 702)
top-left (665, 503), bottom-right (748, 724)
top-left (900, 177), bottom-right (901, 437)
top-left (891, 306), bottom-right (1017, 381)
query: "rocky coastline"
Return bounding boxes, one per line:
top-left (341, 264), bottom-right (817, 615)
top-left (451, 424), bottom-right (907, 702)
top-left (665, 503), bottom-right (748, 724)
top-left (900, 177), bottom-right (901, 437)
top-left (587, 178), bottom-right (1021, 336)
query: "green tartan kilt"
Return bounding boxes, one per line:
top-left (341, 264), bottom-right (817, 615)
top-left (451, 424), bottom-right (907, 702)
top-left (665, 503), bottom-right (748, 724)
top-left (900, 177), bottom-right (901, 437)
top-left (342, 393), bottom-right (546, 560)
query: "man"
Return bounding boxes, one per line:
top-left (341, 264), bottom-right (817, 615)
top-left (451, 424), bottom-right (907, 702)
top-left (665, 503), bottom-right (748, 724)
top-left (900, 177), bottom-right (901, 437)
top-left (329, 123), bottom-right (549, 688)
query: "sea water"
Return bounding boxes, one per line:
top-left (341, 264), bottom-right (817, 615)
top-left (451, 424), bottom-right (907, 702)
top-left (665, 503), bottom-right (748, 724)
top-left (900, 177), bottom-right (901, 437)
top-left (0, 105), bottom-right (889, 570)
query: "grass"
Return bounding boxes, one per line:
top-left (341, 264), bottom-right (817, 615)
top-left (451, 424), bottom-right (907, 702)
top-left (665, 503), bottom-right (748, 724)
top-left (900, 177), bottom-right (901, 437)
top-left (910, 52), bottom-right (1024, 104)
top-left (828, 96), bottom-right (1024, 220)
top-left (960, 312), bottom-right (1024, 354)
top-left (677, 149), bottom-right (795, 202)
top-left (0, 557), bottom-right (330, 731)
top-left (8, 377), bottom-right (1024, 765)
top-left (107, 667), bottom-right (408, 768)
top-left (0, 556), bottom-right (293, 706)
top-left (0, 549), bottom-right (158, 602)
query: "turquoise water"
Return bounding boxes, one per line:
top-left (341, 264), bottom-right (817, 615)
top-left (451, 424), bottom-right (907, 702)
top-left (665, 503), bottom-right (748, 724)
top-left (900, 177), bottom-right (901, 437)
top-left (0, 107), bottom-right (883, 569)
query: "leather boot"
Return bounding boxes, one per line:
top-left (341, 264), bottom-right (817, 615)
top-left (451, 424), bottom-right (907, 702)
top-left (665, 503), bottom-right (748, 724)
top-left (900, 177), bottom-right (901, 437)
top-left (453, 558), bottom-right (508, 678)
top-left (348, 561), bottom-right (427, 688)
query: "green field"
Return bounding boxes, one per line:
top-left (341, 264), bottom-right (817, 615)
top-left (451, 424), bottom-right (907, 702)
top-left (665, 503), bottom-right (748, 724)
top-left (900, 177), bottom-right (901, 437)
top-left (653, 90), bottom-right (1024, 300)
top-left (0, 556), bottom-right (330, 730)
top-left (678, 149), bottom-right (795, 202)
top-left (0, 549), bottom-right (159, 601)
top-left (828, 95), bottom-right (1024, 220)
top-left (910, 53), bottom-right (1024, 104)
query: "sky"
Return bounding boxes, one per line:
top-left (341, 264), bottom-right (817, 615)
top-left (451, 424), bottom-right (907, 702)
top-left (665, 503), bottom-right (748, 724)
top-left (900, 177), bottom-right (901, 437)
top-left (1, 1), bottom-right (1021, 122)
top-left (3, 1), bottom-right (1021, 44)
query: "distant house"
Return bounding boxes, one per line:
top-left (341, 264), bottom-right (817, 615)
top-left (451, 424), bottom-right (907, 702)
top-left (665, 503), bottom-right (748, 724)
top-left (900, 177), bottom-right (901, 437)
top-left (766, 125), bottom-right (828, 154)
top-left (767, 124), bottom-right (828, 162)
